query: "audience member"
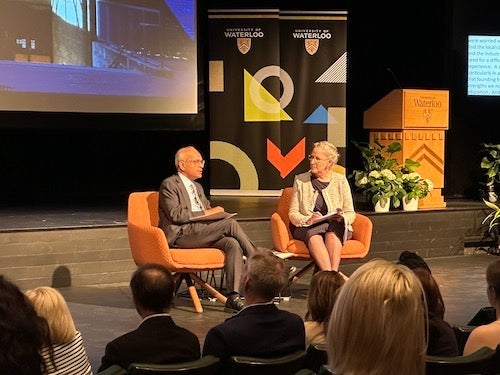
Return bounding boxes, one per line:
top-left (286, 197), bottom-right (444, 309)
top-left (327, 259), bottom-right (427, 375)
top-left (288, 141), bottom-right (356, 272)
top-left (0, 275), bottom-right (51, 375)
top-left (158, 145), bottom-right (257, 311)
top-left (202, 248), bottom-right (305, 369)
top-left (304, 270), bottom-right (345, 346)
top-left (26, 286), bottom-right (93, 375)
top-left (98, 263), bottom-right (200, 372)
top-left (398, 250), bottom-right (432, 274)
top-left (463, 258), bottom-right (500, 355)
top-left (398, 250), bottom-right (459, 356)
top-left (411, 268), bottom-right (459, 356)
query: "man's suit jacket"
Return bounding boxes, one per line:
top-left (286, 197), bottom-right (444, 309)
top-left (158, 173), bottom-right (211, 245)
top-left (202, 303), bottom-right (305, 361)
top-left (98, 315), bottom-right (201, 372)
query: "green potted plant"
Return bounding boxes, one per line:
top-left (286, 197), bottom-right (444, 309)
top-left (399, 160), bottom-right (434, 210)
top-left (351, 140), bottom-right (406, 210)
top-left (482, 199), bottom-right (500, 254)
top-left (480, 143), bottom-right (500, 203)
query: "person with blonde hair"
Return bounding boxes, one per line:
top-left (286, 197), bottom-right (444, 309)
top-left (289, 140), bottom-right (356, 272)
top-left (463, 258), bottom-right (500, 355)
top-left (26, 286), bottom-right (93, 375)
top-left (326, 259), bottom-right (427, 375)
top-left (304, 270), bottom-right (345, 346)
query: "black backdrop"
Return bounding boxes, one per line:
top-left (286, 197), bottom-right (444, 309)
top-left (0, 0), bottom-right (498, 207)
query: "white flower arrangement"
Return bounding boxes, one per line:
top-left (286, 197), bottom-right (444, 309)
top-left (401, 172), bottom-right (433, 200)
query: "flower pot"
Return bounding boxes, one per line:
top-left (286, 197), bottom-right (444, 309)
top-left (374, 200), bottom-right (390, 213)
top-left (403, 197), bottom-right (419, 211)
top-left (486, 185), bottom-right (498, 203)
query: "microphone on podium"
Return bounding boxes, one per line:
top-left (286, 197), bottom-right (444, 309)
top-left (386, 67), bottom-right (403, 89)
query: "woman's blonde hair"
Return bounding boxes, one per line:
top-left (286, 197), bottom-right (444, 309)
top-left (25, 286), bottom-right (76, 344)
top-left (327, 259), bottom-right (427, 375)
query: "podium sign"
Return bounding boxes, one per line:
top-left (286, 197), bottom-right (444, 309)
top-left (363, 89), bottom-right (449, 208)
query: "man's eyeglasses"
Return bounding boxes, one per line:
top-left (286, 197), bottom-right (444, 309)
top-left (182, 159), bottom-right (205, 166)
top-left (307, 155), bottom-right (329, 162)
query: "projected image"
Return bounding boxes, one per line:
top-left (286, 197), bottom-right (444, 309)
top-left (468, 35), bottom-right (500, 97)
top-left (0, 0), bottom-right (197, 114)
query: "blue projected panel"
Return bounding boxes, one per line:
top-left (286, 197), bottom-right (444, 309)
top-left (468, 35), bottom-right (500, 96)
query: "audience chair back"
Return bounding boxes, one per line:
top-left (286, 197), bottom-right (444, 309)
top-left (127, 191), bottom-right (227, 313)
top-left (426, 346), bottom-right (497, 375)
top-left (126, 355), bottom-right (220, 375)
top-left (271, 187), bottom-right (373, 283)
top-left (95, 365), bottom-right (127, 375)
top-left (452, 324), bottom-right (475, 355)
top-left (305, 344), bottom-right (328, 373)
top-left (226, 350), bottom-right (307, 375)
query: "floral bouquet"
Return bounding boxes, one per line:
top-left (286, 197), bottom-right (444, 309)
top-left (353, 168), bottom-right (404, 208)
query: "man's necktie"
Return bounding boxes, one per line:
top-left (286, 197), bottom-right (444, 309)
top-left (190, 184), bottom-right (204, 211)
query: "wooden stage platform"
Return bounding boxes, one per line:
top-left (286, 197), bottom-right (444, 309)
top-left (0, 195), bottom-right (494, 289)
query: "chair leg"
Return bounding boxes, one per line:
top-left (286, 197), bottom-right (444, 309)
top-left (190, 272), bottom-right (227, 305)
top-left (173, 273), bottom-right (183, 295)
top-left (290, 262), bottom-right (316, 283)
top-left (181, 274), bottom-right (204, 313)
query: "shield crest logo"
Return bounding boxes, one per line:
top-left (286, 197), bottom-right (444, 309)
top-left (237, 38), bottom-right (251, 54)
top-left (423, 108), bottom-right (432, 124)
top-left (305, 39), bottom-right (319, 55)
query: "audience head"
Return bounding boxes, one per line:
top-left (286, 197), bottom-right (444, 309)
top-left (305, 270), bottom-right (345, 324)
top-left (398, 250), bottom-right (432, 274)
top-left (0, 275), bottom-right (50, 374)
top-left (411, 268), bottom-right (445, 320)
top-left (130, 263), bottom-right (175, 316)
top-left (240, 248), bottom-right (288, 302)
top-left (486, 258), bottom-right (500, 305)
top-left (26, 286), bottom-right (77, 344)
top-left (327, 259), bottom-right (426, 375)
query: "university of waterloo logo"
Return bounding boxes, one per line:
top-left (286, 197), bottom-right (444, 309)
top-left (223, 28), bottom-right (264, 55)
top-left (237, 38), bottom-right (251, 54)
top-left (305, 39), bottom-right (319, 55)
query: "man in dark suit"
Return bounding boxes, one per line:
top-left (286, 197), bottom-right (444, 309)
top-left (98, 263), bottom-right (200, 372)
top-left (202, 248), bottom-right (305, 369)
top-left (158, 145), bottom-right (257, 311)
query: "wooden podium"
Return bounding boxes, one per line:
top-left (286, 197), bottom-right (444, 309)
top-left (363, 89), bottom-right (449, 208)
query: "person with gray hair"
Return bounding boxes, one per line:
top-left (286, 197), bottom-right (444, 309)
top-left (202, 248), bottom-right (305, 369)
top-left (289, 140), bottom-right (356, 272)
top-left (158, 145), bottom-right (257, 311)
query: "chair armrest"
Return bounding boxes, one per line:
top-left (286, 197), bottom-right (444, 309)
top-left (271, 212), bottom-right (292, 252)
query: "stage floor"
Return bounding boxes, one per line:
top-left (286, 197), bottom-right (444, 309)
top-left (0, 196), bottom-right (485, 232)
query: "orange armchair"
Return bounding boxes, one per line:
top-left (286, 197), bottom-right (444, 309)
top-left (271, 187), bottom-right (373, 282)
top-left (127, 191), bottom-right (227, 313)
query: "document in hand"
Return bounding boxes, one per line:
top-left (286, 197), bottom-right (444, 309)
top-left (190, 211), bottom-right (237, 222)
top-left (302, 209), bottom-right (343, 227)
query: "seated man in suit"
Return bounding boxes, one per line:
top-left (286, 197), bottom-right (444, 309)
top-left (202, 248), bottom-right (305, 369)
top-left (158, 145), bottom-right (257, 311)
top-left (98, 263), bottom-right (200, 372)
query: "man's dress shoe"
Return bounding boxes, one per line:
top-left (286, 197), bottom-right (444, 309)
top-left (225, 293), bottom-right (244, 312)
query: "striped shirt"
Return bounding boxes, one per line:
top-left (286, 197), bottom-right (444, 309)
top-left (41, 331), bottom-right (93, 375)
